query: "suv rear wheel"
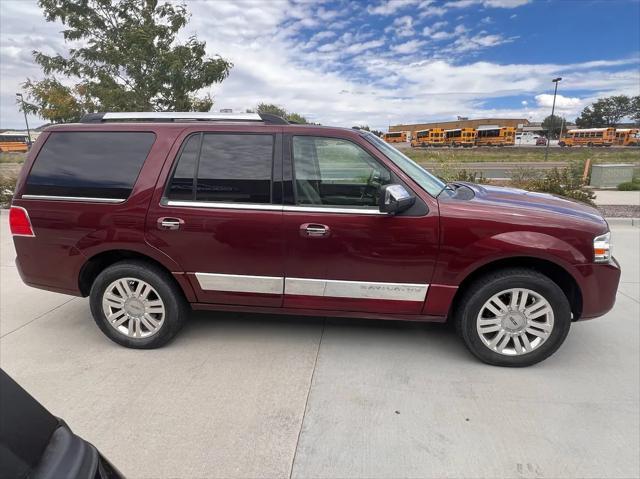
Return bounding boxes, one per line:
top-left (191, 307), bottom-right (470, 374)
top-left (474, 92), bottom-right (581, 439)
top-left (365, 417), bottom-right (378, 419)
top-left (454, 268), bottom-right (571, 367)
top-left (89, 260), bottom-right (189, 348)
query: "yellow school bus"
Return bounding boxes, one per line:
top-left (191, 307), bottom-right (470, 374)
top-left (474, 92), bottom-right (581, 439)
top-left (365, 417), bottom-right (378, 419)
top-left (444, 128), bottom-right (476, 147)
top-left (559, 128), bottom-right (615, 147)
top-left (0, 133), bottom-right (29, 152)
top-left (410, 128), bottom-right (445, 147)
top-left (475, 126), bottom-right (516, 147)
top-left (614, 128), bottom-right (640, 146)
top-left (382, 132), bottom-right (407, 143)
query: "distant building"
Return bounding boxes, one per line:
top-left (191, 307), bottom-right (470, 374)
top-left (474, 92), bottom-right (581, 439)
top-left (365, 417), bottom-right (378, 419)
top-left (390, 118), bottom-right (530, 135)
top-left (518, 122), bottom-right (547, 135)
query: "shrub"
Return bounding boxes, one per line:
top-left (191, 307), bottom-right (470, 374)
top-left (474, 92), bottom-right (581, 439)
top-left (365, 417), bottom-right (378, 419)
top-left (0, 152), bottom-right (27, 164)
top-left (0, 173), bottom-right (17, 208)
top-left (436, 162), bottom-right (487, 184)
top-left (530, 166), bottom-right (596, 205)
top-left (508, 159), bottom-right (596, 205)
top-left (618, 180), bottom-right (640, 191)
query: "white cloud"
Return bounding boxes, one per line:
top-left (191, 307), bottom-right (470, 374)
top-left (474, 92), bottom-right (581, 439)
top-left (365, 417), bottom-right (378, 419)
top-left (430, 24), bottom-right (468, 40)
top-left (390, 0), bottom-right (530, 19)
top-left (310, 31), bottom-right (337, 42)
top-left (446, 0), bottom-right (531, 8)
top-left (391, 39), bottom-right (426, 54)
top-left (422, 21), bottom-right (449, 36)
top-left (418, 5), bottom-right (448, 17)
top-left (521, 100), bottom-right (528, 106)
top-left (344, 39), bottom-right (386, 55)
top-left (316, 6), bottom-right (339, 21)
top-left (390, 15), bottom-right (415, 37)
top-left (483, 0), bottom-right (531, 7)
top-left (451, 32), bottom-right (517, 52)
top-left (0, 0), bottom-right (638, 131)
top-left (535, 93), bottom-right (583, 109)
top-left (368, 0), bottom-right (421, 15)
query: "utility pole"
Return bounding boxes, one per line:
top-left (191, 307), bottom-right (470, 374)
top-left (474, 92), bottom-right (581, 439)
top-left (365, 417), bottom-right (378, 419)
top-left (544, 77), bottom-right (562, 161)
top-left (15, 93), bottom-right (32, 147)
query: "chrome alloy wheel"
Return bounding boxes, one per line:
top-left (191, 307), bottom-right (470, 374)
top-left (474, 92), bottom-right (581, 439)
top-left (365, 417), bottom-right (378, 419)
top-left (476, 288), bottom-right (554, 356)
top-left (102, 278), bottom-right (165, 339)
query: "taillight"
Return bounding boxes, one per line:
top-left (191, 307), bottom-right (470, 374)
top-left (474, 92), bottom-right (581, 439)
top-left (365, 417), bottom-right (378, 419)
top-left (9, 206), bottom-right (35, 237)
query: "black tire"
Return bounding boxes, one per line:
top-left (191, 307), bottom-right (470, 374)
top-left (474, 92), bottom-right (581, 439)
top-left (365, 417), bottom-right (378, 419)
top-left (89, 260), bottom-right (189, 348)
top-left (454, 268), bottom-right (571, 367)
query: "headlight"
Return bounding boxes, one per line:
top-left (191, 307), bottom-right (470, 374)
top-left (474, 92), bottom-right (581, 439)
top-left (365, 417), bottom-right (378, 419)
top-left (593, 231), bottom-right (611, 263)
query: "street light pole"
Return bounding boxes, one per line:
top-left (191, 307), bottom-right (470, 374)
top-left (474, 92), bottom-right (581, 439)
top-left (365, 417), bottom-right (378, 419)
top-left (544, 77), bottom-right (562, 161)
top-left (15, 93), bottom-right (33, 147)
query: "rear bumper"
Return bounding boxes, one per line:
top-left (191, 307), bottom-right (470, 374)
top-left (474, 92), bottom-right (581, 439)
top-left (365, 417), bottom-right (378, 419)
top-left (576, 257), bottom-right (621, 320)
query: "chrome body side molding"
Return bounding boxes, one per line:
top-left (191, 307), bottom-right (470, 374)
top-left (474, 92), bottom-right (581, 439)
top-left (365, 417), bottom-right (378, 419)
top-left (21, 195), bottom-right (125, 204)
top-left (285, 277), bottom-right (428, 301)
top-left (195, 273), bottom-right (283, 295)
top-left (194, 272), bottom-right (429, 302)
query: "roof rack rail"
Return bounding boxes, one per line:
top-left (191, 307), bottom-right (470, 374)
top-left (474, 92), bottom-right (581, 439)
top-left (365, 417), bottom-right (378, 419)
top-left (79, 112), bottom-right (289, 125)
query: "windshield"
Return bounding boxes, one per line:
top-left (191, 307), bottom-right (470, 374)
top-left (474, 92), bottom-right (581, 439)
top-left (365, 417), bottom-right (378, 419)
top-left (363, 132), bottom-right (446, 196)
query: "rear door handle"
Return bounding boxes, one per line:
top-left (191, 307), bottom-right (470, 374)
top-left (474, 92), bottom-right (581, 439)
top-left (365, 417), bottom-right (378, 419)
top-left (157, 217), bottom-right (184, 230)
top-left (300, 223), bottom-right (330, 238)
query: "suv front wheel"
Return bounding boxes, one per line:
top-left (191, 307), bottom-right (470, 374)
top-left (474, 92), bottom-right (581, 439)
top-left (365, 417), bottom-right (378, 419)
top-left (455, 268), bottom-right (571, 367)
top-left (89, 260), bottom-right (189, 348)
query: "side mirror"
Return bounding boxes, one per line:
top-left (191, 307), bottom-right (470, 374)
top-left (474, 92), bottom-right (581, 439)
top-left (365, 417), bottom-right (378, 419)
top-left (379, 184), bottom-right (416, 214)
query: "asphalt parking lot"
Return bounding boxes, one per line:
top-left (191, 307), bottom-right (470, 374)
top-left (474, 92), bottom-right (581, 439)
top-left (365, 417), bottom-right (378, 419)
top-left (1, 212), bottom-right (638, 479)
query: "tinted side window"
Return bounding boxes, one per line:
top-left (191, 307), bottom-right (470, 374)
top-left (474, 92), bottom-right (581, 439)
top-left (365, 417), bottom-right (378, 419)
top-left (167, 134), bottom-right (200, 200)
top-left (167, 133), bottom-right (274, 203)
top-left (26, 132), bottom-right (155, 199)
top-left (292, 136), bottom-right (391, 207)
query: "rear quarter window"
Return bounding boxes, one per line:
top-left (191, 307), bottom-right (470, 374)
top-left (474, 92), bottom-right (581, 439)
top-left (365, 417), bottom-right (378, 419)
top-left (25, 131), bottom-right (156, 200)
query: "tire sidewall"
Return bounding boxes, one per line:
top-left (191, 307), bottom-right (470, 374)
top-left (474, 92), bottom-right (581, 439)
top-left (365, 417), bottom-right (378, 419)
top-left (459, 273), bottom-right (571, 367)
top-left (89, 262), bottom-right (186, 349)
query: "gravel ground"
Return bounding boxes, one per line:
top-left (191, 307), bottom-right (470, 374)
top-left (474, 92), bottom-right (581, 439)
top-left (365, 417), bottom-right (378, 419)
top-left (598, 204), bottom-right (640, 218)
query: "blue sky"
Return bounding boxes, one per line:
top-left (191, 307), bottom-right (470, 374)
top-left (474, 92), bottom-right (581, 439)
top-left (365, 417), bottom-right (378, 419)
top-left (1, 0), bottom-right (639, 130)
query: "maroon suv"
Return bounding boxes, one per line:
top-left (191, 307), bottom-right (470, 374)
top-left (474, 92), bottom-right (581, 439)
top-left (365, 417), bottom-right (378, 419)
top-left (9, 112), bottom-right (620, 366)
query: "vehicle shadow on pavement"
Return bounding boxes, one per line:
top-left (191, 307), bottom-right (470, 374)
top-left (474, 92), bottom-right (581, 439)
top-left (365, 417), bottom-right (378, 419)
top-left (180, 310), bottom-right (469, 363)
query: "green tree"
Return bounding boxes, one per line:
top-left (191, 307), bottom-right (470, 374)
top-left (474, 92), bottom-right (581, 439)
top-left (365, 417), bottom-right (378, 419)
top-left (630, 96), bottom-right (640, 125)
top-left (575, 95), bottom-right (632, 127)
top-left (285, 112), bottom-right (309, 124)
top-left (541, 114), bottom-right (566, 139)
top-left (575, 104), bottom-right (601, 128)
top-left (249, 103), bottom-right (309, 123)
top-left (23, 0), bottom-right (232, 123)
top-left (600, 95), bottom-right (632, 125)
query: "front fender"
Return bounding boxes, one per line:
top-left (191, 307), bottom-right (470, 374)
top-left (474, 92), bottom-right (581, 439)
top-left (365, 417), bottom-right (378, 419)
top-left (448, 230), bottom-right (587, 285)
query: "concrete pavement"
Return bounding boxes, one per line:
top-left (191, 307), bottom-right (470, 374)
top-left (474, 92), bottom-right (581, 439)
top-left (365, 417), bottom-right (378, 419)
top-left (594, 189), bottom-right (640, 206)
top-left (1, 214), bottom-right (638, 479)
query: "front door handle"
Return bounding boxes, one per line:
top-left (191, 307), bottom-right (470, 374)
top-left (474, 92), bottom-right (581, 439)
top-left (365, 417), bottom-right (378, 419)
top-left (300, 223), bottom-right (330, 238)
top-left (157, 217), bottom-right (184, 230)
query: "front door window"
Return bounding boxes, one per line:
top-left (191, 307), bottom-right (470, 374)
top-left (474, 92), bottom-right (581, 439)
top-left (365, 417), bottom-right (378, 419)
top-left (292, 136), bottom-right (391, 208)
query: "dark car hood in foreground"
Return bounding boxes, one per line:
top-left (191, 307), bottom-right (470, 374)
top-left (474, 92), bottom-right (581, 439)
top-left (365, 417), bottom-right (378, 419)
top-left (453, 182), bottom-right (607, 227)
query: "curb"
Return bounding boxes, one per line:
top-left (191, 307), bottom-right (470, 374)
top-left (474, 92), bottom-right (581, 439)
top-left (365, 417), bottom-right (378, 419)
top-left (605, 217), bottom-right (640, 227)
